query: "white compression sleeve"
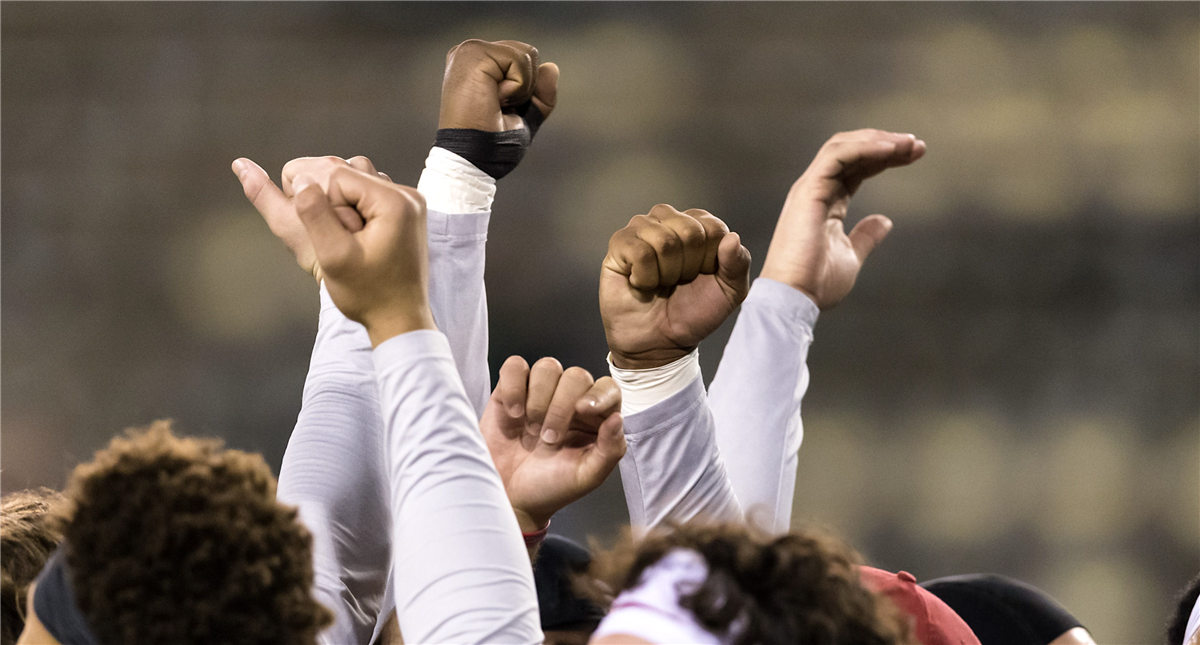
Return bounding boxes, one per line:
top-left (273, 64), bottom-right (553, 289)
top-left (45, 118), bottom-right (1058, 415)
top-left (707, 278), bottom-right (819, 534)
top-left (277, 284), bottom-right (391, 645)
top-left (420, 147), bottom-right (495, 418)
top-left (374, 330), bottom-right (542, 644)
top-left (608, 350), bottom-right (701, 415)
top-left (616, 374), bottom-right (742, 529)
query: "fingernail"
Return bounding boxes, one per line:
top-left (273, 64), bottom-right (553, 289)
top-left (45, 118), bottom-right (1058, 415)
top-left (231, 158), bottom-right (248, 177)
top-left (541, 428), bottom-right (559, 443)
top-left (582, 397), bottom-right (598, 408)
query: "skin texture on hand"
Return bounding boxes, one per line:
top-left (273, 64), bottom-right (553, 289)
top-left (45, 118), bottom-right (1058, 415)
top-left (481, 356), bottom-right (626, 533)
top-left (439, 39), bottom-right (559, 131)
top-left (288, 163), bottom-right (435, 346)
top-left (233, 154), bottom-right (392, 283)
top-left (600, 204), bottom-right (752, 369)
top-left (760, 129), bottom-right (926, 310)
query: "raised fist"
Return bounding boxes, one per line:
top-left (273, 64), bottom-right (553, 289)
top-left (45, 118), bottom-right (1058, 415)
top-left (481, 356), bottom-right (625, 533)
top-left (439, 39), bottom-right (558, 132)
top-left (233, 155), bottom-right (391, 282)
top-left (600, 205), bottom-right (752, 370)
top-left (288, 162), bottom-right (434, 346)
top-left (760, 129), bottom-right (926, 309)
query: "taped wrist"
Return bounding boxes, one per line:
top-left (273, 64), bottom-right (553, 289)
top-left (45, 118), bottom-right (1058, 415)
top-left (434, 103), bottom-right (545, 180)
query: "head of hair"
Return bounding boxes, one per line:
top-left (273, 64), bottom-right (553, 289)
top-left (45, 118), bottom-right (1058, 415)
top-left (583, 521), bottom-right (916, 645)
top-left (1167, 572), bottom-right (1200, 645)
top-left (1, 487), bottom-right (65, 645)
top-left (51, 420), bottom-right (332, 645)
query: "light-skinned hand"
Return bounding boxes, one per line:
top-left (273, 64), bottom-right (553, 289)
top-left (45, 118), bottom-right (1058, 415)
top-left (290, 164), bottom-right (434, 346)
top-left (760, 129), bottom-right (926, 309)
top-left (481, 356), bottom-right (625, 533)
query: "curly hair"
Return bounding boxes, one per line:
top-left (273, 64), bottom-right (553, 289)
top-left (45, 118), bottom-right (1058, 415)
top-left (1, 487), bottom-right (65, 645)
top-left (51, 420), bottom-right (332, 645)
top-left (584, 522), bottom-right (916, 645)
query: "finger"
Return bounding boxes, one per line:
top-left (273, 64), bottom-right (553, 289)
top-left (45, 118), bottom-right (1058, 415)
top-left (684, 210), bottom-right (730, 275)
top-left (294, 183), bottom-right (358, 276)
top-left (377, 171), bottom-right (392, 183)
top-left (282, 156), bottom-right (348, 197)
top-left (801, 131), bottom-right (926, 199)
top-left (540, 367), bottom-right (594, 445)
top-left (524, 357), bottom-right (563, 440)
top-left (485, 40), bottom-right (538, 107)
top-left (493, 355), bottom-right (530, 420)
top-left (631, 214), bottom-right (684, 288)
top-left (233, 158), bottom-right (294, 235)
top-left (714, 232), bottom-right (752, 304)
top-left (530, 61), bottom-right (559, 120)
top-left (649, 205), bottom-right (708, 283)
top-left (347, 156), bottom-right (379, 175)
top-left (575, 377), bottom-right (622, 425)
top-left (578, 413), bottom-right (626, 488)
top-left (602, 227), bottom-right (661, 291)
top-left (848, 214), bottom-right (894, 262)
top-left (320, 166), bottom-right (424, 227)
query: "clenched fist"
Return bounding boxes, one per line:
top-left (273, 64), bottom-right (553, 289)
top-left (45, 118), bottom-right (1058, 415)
top-left (233, 154), bottom-right (392, 282)
top-left (439, 39), bottom-right (558, 132)
top-left (289, 162), bottom-right (434, 346)
top-left (600, 205), bottom-right (752, 370)
top-left (481, 356), bottom-right (625, 533)
top-left (761, 129), bottom-right (926, 309)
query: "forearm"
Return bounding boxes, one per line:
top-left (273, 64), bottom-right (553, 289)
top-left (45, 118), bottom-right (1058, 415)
top-left (612, 359), bottom-right (742, 529)
top-left (419, 147), bottom-right (495, 417)
top-left (708, 277), bottom-right (818, 534)
top-left (374, 330), bottom-right (542, 644)
top-left (277, 284), bottom-right (390, 645)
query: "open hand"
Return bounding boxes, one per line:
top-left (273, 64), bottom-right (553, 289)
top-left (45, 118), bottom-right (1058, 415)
top-left (481, 356), bottom-right (625, 533)
top-left (760, 129), bottom-right (926, 309)
top-left (600, 205), bottom-right (751, 369)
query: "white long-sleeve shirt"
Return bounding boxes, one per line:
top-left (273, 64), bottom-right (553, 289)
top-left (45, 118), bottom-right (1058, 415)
top-left (610, 278), bottom-right (818, 533)
top-left (276, 149), bottom-right (541, 644)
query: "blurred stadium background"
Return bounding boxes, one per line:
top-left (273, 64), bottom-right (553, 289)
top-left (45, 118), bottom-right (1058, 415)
top-left (2, 3), bottom-right (1196, 642)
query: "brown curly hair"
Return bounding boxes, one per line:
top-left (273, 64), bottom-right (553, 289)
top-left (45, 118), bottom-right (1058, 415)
top-left (584, 521), bottom-right (917, 645)
top-left (51, 420), bottom-right (332, 645)
top-left (1, 487), bottom-right (65, 645)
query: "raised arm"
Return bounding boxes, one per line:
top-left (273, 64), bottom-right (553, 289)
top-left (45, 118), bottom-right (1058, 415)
top-left (598, 205), bottom-right (751, 528)
top-left (294, 165), bottom-right (542, 643)
top-left (420, 38), bottom-right (559, 416)
top-left (708, 129), bottom-right (926, 533)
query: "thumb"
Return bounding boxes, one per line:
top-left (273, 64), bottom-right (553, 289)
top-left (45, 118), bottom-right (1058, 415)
top-left (848, 214), bottom-right (893, 262)
top-left (295, 183), bottom-right (357, 275)
top-left (530, 62), bottom-right (559, 120)
top-left (715, 232), bottom-right (752, 302)
top-left (579, 413), bottom-right (626, 488)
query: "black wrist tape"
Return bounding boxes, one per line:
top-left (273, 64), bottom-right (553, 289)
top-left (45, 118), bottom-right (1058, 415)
top-left (434, 103), bottom-right (545, 180)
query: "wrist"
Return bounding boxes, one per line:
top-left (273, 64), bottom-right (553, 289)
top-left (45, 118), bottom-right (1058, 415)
top-left (513, 506), bottom-right (551, 535)
top-left (608, 347), bottom-right (693, 371)
top-left (364, 307), bottom-right (437, 347)
top-left (760, 262), bottom-right (820, 306)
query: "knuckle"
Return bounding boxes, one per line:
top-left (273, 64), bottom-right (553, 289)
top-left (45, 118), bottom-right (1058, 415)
top-left (563, 366), bottom-right (594, 385)
top-left (532, 356), bottom-right (564, 374)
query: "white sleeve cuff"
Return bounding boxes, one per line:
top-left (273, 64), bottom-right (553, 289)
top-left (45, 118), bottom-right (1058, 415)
top-left (416, 147), bottom-right (496, 214)
top-left (608, 350), bottom-right (702, 416)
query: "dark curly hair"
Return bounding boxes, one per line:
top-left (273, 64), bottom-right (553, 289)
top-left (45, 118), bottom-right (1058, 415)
top-left (50, 420), bottom-right (332, 645)
top-left (1167, 572), bottom-right (1200, 645)
top-left (1, 487), bottom-right (65, 645)
top-left (584, 521), bottom-right (916, 645)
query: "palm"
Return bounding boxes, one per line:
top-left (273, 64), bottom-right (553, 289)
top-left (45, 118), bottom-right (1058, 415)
top-left (600, 269), bottom-right (739, 363)
top-left (481, 401), bottom-right (602, 522)
top-left (786, 198), bottom-right (866, 308)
